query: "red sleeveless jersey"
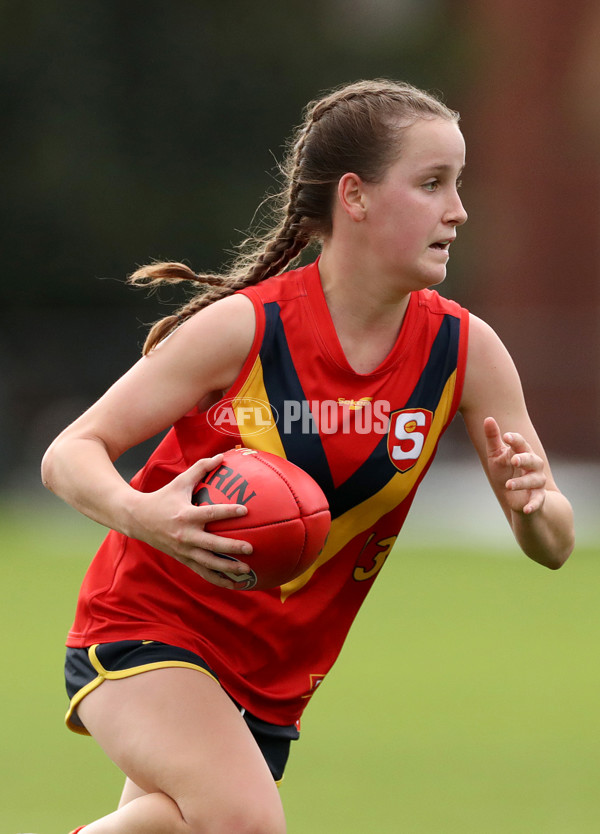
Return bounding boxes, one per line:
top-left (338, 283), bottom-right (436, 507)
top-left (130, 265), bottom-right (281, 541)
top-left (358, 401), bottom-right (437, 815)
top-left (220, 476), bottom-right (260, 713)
top-left (67, 260), bottom-right (470, 724)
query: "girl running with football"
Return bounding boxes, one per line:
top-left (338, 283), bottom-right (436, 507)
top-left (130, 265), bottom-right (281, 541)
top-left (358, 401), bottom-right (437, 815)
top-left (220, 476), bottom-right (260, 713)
top-left (39, 79), bottom-right (574, 834)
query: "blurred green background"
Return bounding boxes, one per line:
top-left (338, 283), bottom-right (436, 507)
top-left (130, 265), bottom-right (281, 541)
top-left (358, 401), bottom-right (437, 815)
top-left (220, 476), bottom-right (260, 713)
top-left (2, 502), bottom-right (599, 833)
top-left (2, 0), bottom-right (600, 831)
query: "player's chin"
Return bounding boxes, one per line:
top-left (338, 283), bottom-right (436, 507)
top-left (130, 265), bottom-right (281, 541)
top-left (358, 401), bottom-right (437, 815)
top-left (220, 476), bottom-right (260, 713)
top-left (416, 268), bottom-right (447, 290)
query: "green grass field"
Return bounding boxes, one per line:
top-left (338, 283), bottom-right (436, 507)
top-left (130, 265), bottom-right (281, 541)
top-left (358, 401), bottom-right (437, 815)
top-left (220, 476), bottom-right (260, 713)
top-left (2, 498), bottom-right (599, 833)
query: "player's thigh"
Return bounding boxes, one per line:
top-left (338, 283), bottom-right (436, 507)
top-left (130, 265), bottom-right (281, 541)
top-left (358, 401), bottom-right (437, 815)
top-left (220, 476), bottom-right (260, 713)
top-left (78, 667), bottom-right (285, 831)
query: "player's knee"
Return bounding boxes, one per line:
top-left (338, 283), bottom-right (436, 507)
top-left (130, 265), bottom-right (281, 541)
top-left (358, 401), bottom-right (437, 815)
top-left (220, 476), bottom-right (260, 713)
top-left (186, 792), bottom-right (286, 834)
top-left (218, 804), bottom-right (286, 834)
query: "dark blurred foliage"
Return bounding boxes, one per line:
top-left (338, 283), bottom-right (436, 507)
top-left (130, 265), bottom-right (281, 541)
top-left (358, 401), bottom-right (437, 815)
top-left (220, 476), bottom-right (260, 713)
top-left (1, 0), bottom-right (475, 484)
top-left (2, 0), bottom-right (470, 304)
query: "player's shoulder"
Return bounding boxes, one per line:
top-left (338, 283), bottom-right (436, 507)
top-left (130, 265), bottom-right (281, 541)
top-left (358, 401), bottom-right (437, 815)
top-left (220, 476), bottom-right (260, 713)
top-left (466, 312), bottom-right (509, 356)
top-left (153, 293), bottom-right (258, 378)
top-left (460, 313), bottom-right (521, 413)
top-left (185, 291), bottom-right (256, 335)
top-left (240, 262), bottom-right (316, 306)
top-left (415, 287), bottom-right (468, 319)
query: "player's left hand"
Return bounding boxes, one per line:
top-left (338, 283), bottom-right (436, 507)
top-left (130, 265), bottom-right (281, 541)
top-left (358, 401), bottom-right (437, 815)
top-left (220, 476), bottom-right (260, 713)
top-left (483, 416), bottom-right (547, 515)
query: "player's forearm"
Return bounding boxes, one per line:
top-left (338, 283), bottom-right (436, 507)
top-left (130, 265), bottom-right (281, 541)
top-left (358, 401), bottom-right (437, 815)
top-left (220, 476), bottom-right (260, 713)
top-left (41, 435), bottom-right (142, 538)
top-left (510, 490), bottom-right (575, 569)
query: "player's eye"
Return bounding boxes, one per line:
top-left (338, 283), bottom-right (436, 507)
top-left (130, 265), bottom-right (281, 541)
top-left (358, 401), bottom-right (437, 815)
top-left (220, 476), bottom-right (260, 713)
top-left (423, 180), bottom-right (438, 192)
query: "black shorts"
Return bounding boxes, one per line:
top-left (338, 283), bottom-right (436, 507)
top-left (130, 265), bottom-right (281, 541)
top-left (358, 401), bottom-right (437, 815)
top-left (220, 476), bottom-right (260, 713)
top-left (65, 640), bottom-right (299, 783)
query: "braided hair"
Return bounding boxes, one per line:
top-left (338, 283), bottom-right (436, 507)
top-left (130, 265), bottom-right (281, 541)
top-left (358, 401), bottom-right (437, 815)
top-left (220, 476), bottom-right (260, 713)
top-left (130, 79), bottom-right (459, 354)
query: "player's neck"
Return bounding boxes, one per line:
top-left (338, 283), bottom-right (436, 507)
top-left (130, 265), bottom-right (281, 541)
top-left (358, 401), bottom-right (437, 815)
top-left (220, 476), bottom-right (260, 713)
top-left (317, 247), bottom-right (410, 374)
top-left (318, 244), bottom-right (411, 329)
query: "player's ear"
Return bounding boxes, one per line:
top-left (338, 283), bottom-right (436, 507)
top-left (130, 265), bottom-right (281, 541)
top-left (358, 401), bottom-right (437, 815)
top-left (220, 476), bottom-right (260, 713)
top-left (337, 173), bottom-right (367, 222)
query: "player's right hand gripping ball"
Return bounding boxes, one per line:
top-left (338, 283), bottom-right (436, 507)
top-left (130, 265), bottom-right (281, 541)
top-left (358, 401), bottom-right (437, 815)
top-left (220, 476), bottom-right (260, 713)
top-left (192, 448), bottom-right (330, 590)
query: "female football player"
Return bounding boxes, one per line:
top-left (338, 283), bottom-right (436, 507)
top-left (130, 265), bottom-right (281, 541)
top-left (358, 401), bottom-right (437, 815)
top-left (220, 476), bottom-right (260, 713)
top-left (40, 79), bottom-right (574, 834)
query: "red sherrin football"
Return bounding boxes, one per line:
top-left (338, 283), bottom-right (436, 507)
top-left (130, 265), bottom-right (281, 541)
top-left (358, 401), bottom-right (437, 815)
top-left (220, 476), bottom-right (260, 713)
top-left (192, 447), bottom-right (331, 590)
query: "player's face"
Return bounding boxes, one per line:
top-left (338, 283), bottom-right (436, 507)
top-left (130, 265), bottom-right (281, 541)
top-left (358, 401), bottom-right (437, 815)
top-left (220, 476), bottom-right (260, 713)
top-left (362, 117), bottom-right (467, 291)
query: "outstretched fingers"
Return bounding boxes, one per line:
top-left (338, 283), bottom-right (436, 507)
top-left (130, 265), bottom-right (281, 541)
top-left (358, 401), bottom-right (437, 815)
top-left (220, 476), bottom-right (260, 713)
top-left (483, 418), bottom-right (547, 515)
top-left (499, 429), bottom-right (546, 514)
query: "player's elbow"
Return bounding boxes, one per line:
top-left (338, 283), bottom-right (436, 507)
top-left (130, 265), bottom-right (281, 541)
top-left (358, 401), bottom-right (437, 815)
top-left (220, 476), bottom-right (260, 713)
top-left (40, 440), bottom-right (60, 493)
top-left (40, 431), bottom-right (73, 493)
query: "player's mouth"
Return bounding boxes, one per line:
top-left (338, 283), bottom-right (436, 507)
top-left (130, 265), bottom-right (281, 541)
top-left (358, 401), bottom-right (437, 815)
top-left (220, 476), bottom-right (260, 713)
top-left (428, 237), bottom-right (454, 252)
